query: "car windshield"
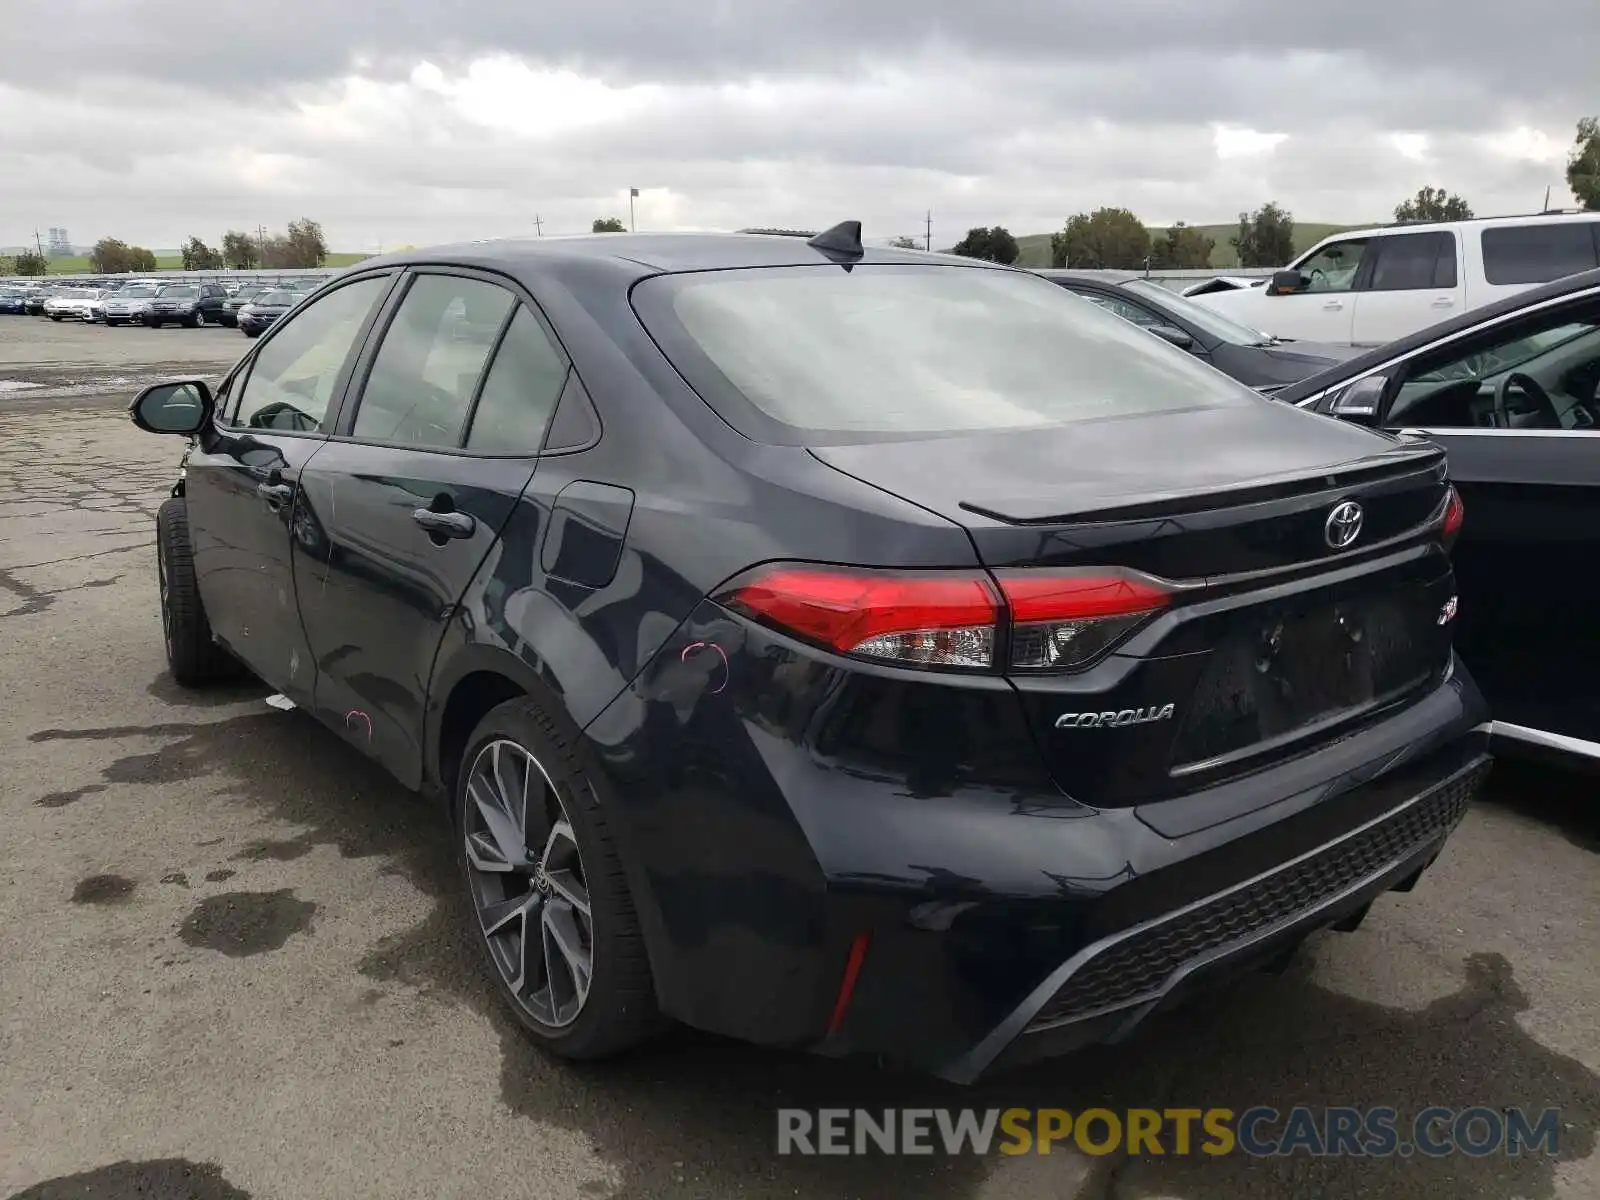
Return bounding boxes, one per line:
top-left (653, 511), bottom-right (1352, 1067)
top-left (257, 291), bottom-right (293, 306)
top-left (1122, 280), bottom-right (1275, 346)
top-left (633, 264), bottom-right (1256, 439)
top-left (120, 285), bottom-right (158, 298)
top-left (159, 285), bottom-right (198, 299)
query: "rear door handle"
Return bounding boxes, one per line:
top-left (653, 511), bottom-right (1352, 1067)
top-left (1431, 297), bottom-right (1456, 308)
top-left (1322, 300), bottom-right (1344, 310)
top-left (257, 482), bottom-right (293, 506)
top-left (411, 508), bottom-right (476, 539)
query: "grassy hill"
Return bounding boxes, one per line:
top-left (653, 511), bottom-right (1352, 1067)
top-left (32, 251), bottom-right (371, 274)
top-left (1010, 222), bottom-right (1367, 269)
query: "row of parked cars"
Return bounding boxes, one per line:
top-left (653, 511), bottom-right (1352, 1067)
top-left (0, 277), bottom-right (319, 334)
top-left (119, 214), bottom-right (1595, 1088)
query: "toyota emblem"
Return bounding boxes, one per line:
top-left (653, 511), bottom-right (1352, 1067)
top-left (1324, 500), bottom-right (1364, 550)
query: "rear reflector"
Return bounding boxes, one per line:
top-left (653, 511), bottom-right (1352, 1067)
top-left (717, 564), bottom-right (1171, 673)
top-left (1443, 485), bottom-right (1464, 539)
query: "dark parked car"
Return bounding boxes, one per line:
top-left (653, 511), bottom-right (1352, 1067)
top-left (127, 228), bottom-right (1489, 1083)
top-left (220, 285), bottom-right (271, 327)
top-left (25, 286), bottom-right (61, 315)
top-left (1036, 270), bottom-right (1362, 391)
top-left (1280, 264), bottom-right (1600, 765)
top-left (237, 289), bottom-right (296, 337)
top-left (145, 282), bottom-right (229, 328)
top-left (0, 287), bottom-right (26, 315)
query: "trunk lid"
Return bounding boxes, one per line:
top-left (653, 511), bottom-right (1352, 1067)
top-left (811, 405), bottom-right (1456, 806)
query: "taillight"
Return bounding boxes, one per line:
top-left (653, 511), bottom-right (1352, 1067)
top-left (996, 570), bottom-right (1171, 671)
top-left (1442, 485), bottom-right (1464, 540)
top-left (716, 564), bottom-right (1170, 673)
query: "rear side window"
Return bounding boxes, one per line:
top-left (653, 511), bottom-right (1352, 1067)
top-left (465, 307), bottom-right (568, 454)
top-left (1368, 232), bottom-right (1457, 291)
top-left (1481, 223), bottom-right (1600, 286)
top-left (353, 275), bottom-right (514, 449)
top-left (631, 265), bottom-right (1254, 441)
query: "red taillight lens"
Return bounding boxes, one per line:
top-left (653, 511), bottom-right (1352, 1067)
top-left (995, 570), bottom-right (1171, 671)
top-left (717, 564), bottom-right (1171, 673)
top-left (1443, 485), bottom-right (1464, 539)
top-left (718, 566), bottom-right (1001, 669)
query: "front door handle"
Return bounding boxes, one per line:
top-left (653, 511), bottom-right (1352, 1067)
top-left (412, 508), bottom-right (476, 539)
top-left (1322, 300), bottom-right (1344, 310)
top-left (257, 482), bottom-right (293, 507)
top-left (1431, 297), bottom-right (1456, 308)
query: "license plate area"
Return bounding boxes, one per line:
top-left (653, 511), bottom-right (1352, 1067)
top-left (1170, 587), bottom-right (1442, 773)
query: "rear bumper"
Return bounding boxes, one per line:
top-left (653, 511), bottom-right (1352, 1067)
top-left (946, 749), bottom-right (1487, 1081)
top-left (586, 602), bottom-right (1491, 1081)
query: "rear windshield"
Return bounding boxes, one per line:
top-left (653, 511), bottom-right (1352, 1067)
top-left (632, 264), bottom-right (1255, 441)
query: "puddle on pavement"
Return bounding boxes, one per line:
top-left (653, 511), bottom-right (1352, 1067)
top-left (34, 783), bottom-right (106, 808)
top-left (4, 1158), bottom-right (250, 1199)
top-left (178, 890), bottom-right (317, 958)
top-left (70, 874), bottom-right (135, 906)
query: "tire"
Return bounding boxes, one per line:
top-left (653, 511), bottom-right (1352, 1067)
top-left (455, 696), bottom-right (662, 1060)
top-left (155, 497), bottom-right (240, 685)
top-left (189, 311), bottom-right (205, 328)
top-left (49, 313), bottom-right (62, 322)
top-left (244, 328), bottom-right (260, 338)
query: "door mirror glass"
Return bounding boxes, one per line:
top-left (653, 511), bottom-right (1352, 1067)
top-left (1267, 270), bottom-right (1306, 297)
top-left (129, 380), bottom-right (212, 435)
top-left (1149, 324), bottom-right (1194, 350)
top-left (1326, 375), bottom-right (1386, 425)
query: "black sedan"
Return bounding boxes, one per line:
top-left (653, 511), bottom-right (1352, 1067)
top-left (1280, 264), bottom-right (1600, 765)
top-left (237, 289), bottom-right (295, 336)
top-left (1036, 270), bottom-right (1362, 390)
top-left (127, 228), bottom-right (1488, 1082)
top-left (0, 287), bottom-right (26, 315)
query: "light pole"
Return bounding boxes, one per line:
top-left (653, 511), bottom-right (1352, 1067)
top-left (629, 188), bottom-right (639, 232)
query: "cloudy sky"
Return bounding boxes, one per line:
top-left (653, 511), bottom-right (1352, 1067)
top-left (1, 0), bottom-right (1593, 253)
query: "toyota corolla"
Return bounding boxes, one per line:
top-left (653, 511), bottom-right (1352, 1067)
top-left (127, 226), bottom-right (1490, 1082)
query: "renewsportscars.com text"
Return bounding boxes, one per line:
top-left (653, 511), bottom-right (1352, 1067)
top-left (776, 1106), bottom-right (1561, 1158)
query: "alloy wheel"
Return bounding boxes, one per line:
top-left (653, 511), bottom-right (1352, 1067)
top-left (463, 738), bottom-right (593, 1030)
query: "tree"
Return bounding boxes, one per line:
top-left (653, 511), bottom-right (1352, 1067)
top-left (87, 238), bottom-right (133, 273)
top-left (1147, 222), bottom-right (1215, 270)
top-left (888, 235), bottom-right (921, 249)
top-left (1394, 186), bottom-right (1473, 223)
top-left (950, 226), bottom-right (1019, 264)
top-left (1049, 208), bottom-right (1151, 269)
top-left (1568, 116), bottom-right (1600, 211)
top-left (592, 217), bottom-right (626, 233)
top-left (127, 246), bottom-right (158, 272)
top-left (12, 251), bottom-right (48, 276)
top-left (284, 218), bottom-right (328, 267)
top-left (221, 230), bottom-right (259, 270)
top-left (1230, 202), bottom-right (1295, 268)
top-left (181, 236), bottom-right (223, 271)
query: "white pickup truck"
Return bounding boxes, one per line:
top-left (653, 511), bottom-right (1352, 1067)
top-left (1191, 211), bottom-right (1600, 346)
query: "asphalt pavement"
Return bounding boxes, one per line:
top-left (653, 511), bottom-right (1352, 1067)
top-left (1, 319), bottom-right (1596, 1199)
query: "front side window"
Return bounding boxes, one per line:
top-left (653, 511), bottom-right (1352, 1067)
top-left (632, 264), bottom-right (1255, 441)
top-left (1075, 291), bottom-right (1160, 327)
top-left (1385, 297), bottom-right (1600, 430)
top-left (1368, 232), bottom-right (1457, 291)
top-left (229, 275), bottom-right (390, 433)
top-left (352, 275), bottom-right (514, 449)
top-left (1481, 223), bottom-right (1600, 286)
top-left (1295, 239), bottom-right (1371, 293)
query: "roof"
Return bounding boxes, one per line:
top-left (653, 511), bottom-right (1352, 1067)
top-left (1274, 264), bottom-right (1600, 404)
top-left (351, 231), bottom-right (977, 280)
top-left (1032, 268), bottom-right (1143, 285)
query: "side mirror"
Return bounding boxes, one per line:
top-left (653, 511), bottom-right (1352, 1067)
top-left (129, 379), bottom-right (213, 436)
top-left (1149, 324), bottom-right (1195, 351)
top-left (1325, 375), bottom-right (1387, 426)
top-left (1267, 270), bottom-right (1306, 297)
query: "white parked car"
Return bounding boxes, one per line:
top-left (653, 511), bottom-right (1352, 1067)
top-left (43, 288), bottom-right (103, 322)
top-left (1191, 211), bottom-right (1600, 346)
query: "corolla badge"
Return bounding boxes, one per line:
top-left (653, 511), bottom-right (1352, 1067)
top-left (1324, 500), bottom-right (1364, 550)
top-left (1055, 704), bottom-right (1175, 730)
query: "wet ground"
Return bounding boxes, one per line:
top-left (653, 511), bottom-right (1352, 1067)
top-left (1, 317), bottom-right (1597, 1198)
